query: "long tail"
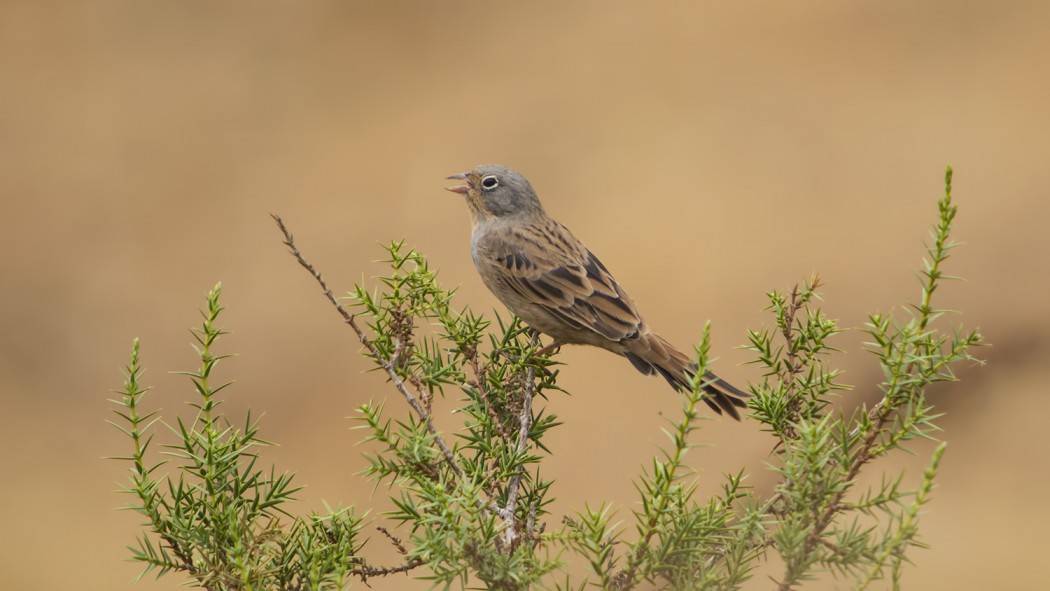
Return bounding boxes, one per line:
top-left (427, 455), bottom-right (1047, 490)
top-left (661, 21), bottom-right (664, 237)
top-left (622, 334), bottom-right (749, 420)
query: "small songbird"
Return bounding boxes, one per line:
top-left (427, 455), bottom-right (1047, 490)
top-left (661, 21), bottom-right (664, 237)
top-left (446, 164), bottom-right (749, 419)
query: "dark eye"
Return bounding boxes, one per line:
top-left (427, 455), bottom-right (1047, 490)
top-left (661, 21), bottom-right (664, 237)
top-left (481, 175), bottom-right (499, 190)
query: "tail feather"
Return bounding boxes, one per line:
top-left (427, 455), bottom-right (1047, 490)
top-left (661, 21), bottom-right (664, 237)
top-left (623, 335), bottom-right (749, 420)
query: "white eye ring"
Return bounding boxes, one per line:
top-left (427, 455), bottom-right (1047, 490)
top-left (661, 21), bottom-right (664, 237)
top-left (480, 175), bottom-right (499, 190)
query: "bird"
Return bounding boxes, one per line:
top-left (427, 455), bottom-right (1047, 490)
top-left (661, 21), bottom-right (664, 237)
top-left (445, 164), bottom-right (749, 420)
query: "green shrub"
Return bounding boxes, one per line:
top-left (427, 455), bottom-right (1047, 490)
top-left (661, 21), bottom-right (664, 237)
top-left (110, 167), bottom-right (980, 590)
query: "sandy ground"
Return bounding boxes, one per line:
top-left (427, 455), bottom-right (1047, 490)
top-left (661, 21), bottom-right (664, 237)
top-left (1, 2), bottom-right (1048, 589)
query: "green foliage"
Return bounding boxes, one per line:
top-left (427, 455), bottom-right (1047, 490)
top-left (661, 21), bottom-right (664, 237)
top-left (111, 168), bottom-right (981, 590)
top-left (350, 243), bottom-right (563, 590)
top-left (741, 166), bottom-right (980, 590)
top-left (109, 285), bottom-right (371, 591)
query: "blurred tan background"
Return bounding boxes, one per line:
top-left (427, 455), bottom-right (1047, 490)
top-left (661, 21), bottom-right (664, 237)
top-left (2, 1), bottom-right (1048, 589)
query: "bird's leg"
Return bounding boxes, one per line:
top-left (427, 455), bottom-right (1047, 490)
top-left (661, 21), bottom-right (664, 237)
top-left (524, 327), bottom-right (561, 359)
top-left (535, 340), bottom-right (563, 357)
top-left (522, 332), bottom-right (560, 386)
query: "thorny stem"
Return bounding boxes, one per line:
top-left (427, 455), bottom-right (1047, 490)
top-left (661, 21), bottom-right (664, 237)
top-left (499, 331), bottom-right (539, 551)
top-left (353, 559), bottom-right (423, 582)
top-left (377, 526), bottom-right (410, 556)
top-left (710, 274), bottom-right (913, 587)
top-left (470, 349), bottom-right (511, 443)
top-left (771, 340), bottom-right (901, 591)
top-left (272, 214), bottom-right (466, 480)
top-left (352, 526), bottom-right (423, 583)
top-left (614, 352), bottom-right (710, 590)
top-left (774, 173), bottom-right (960, 590)
top-left (777, 284), bottom-right (806, 443)
top-left (778, 274), bottom-right (825, 440)
top-left (779, 284), bottom-right (806, 396)
top-left (117, 344), bottom-right (208, 587)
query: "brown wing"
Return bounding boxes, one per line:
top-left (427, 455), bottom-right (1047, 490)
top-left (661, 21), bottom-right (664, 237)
top-left (476, 219), bottom-right (751, 419)
top-left (482, 220), bottom-right (645, 344)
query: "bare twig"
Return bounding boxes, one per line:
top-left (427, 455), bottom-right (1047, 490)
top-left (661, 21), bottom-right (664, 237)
top-left (353, 558), bottom-right (424, 582)
top-left (271, 214), bottom-right (465, 480)
top-left (377, 526), bottom-right (410, 556)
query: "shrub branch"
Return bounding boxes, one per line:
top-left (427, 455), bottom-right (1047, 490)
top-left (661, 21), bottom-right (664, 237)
top-left (271, 214), bottom-right (466, 480)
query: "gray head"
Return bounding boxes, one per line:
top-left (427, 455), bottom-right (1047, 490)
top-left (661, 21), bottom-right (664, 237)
top-left (446, 164), bottom-right (547, 222)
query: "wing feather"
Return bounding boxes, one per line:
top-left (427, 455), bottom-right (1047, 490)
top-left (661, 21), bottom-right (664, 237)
top-left (484, 220), bottom-right (645, 344)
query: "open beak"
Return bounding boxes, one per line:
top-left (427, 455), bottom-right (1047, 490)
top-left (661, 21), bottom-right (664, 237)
top-left (445, 172), bottom-right (470, 194)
